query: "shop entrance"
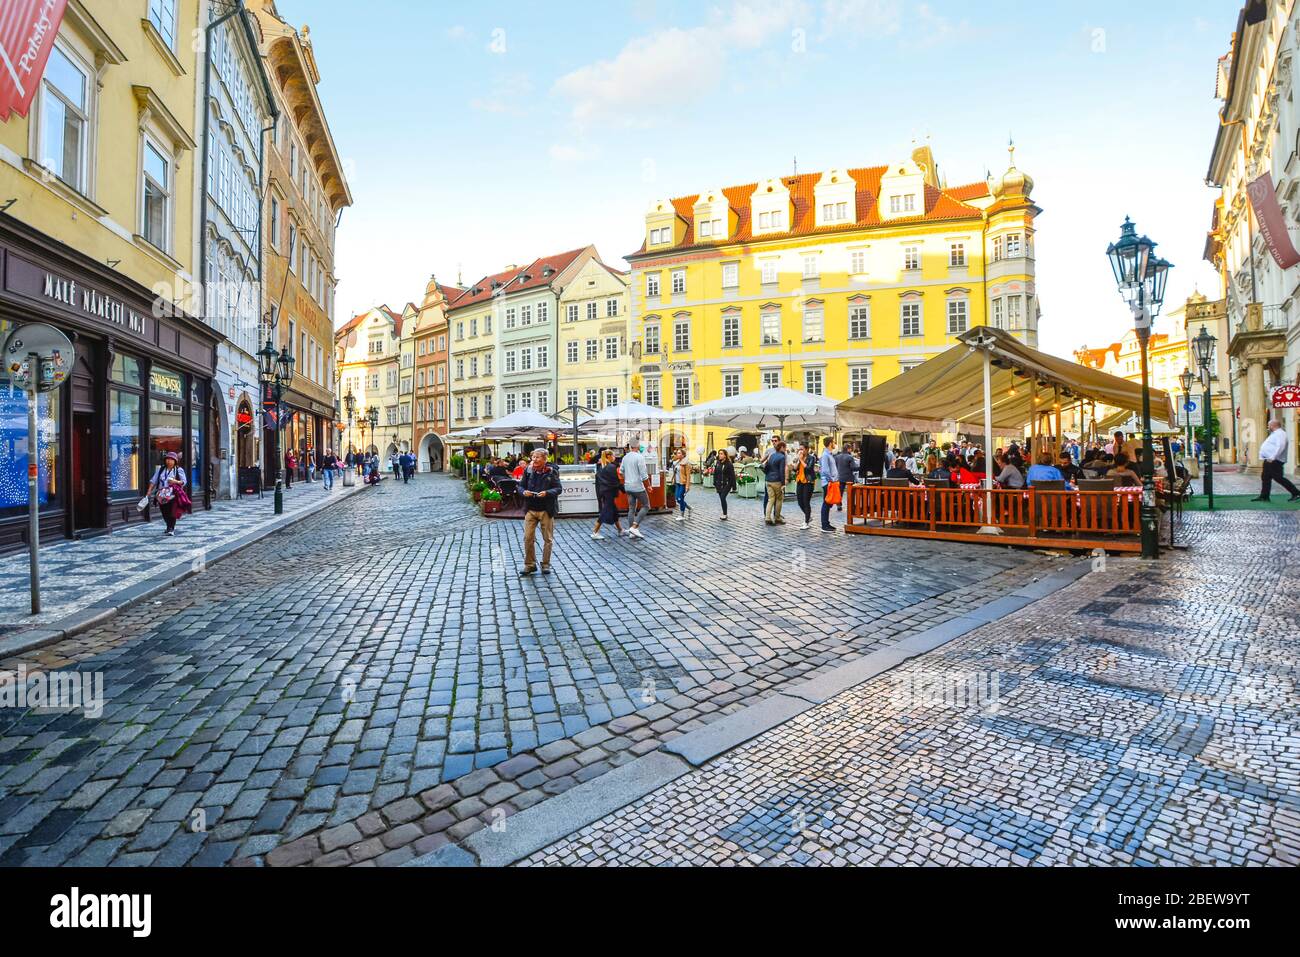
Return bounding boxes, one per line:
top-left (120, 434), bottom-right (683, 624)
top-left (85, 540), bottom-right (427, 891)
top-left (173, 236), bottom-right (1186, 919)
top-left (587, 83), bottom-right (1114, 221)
top-left (71, 411), bottom-right (101, 532)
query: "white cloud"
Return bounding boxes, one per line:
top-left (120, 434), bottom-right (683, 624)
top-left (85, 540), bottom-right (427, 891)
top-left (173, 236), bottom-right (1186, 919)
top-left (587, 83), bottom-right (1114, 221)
top-left (445, 25), bottom-right (469, 41)
top-left (553, 0), bottom-right (807, 126)
top-left (469, 73), bottom-right (533, 115)
top-left (820, 0), bottom-right (903, 37)
top-left (549, 143), bottom-right (600, 163)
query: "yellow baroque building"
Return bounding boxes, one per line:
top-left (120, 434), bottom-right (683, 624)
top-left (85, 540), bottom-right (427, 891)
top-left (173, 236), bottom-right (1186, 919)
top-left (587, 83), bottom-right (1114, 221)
top-left (626, 146), bottom-right (1041, 450)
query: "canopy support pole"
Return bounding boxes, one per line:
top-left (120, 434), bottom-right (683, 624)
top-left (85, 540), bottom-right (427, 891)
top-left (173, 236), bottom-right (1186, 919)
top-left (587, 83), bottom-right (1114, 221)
top-left (978, 345), bottom-right (1002, 536)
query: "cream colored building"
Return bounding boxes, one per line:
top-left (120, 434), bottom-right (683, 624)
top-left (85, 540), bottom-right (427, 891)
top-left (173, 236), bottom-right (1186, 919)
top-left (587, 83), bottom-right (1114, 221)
top-left (448, 269), bottom-right (510, 429)
top-left (558, 260), bottom-right (632, 414)
top-left (334, 305), bottom-right (403, 456)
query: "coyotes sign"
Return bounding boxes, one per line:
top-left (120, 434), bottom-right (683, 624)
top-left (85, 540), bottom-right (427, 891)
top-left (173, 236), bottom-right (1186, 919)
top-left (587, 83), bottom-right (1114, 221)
top-left (0, 0), bottom-right (69, 122)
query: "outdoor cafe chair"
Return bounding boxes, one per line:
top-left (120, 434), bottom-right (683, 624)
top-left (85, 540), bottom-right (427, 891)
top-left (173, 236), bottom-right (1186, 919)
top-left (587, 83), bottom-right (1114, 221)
top-left (1078, 478), bottom-right (1117, 492)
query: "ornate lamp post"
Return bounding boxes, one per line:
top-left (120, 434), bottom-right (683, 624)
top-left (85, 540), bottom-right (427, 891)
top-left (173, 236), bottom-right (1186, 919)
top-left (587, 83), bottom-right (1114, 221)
top-left (1179, 367), bottom-right (1196, 472)
top-left (1106, 217), bottom-right (1171, 559)
top-left (258, 337), bottom-right (295, 515)
top-left (1192, 325), bottom-right (1218, 511)
top-left (367, 406), bottom-right (379, 454)
top-left (344, 389), bottom-right (356, 456)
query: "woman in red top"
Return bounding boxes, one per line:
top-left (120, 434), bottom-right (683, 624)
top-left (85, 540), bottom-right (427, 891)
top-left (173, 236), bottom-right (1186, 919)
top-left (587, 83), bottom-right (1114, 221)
top-left (955, 453), bottom-right (987, 486)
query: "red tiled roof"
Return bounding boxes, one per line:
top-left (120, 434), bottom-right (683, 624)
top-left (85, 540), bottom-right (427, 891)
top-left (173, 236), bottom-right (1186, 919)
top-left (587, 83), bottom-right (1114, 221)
top-left (448, 266), bottom-right (523, 310)
top-left (630, 166), bottom-right (988, 258)
top-left (505, 246), bottom-right (591, 294)
top-left (946, 180), bottom-right (992, 202)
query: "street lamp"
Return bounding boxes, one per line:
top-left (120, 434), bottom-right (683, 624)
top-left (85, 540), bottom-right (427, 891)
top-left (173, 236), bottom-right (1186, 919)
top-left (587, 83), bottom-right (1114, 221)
top-left (1178, 367), bottom-right (1196, 471)
top-left (258, 337), bottom-right (294, 515)
top-left (367, 406), bottom-right (379, 455)
top-left (1107, 217), bottom-right (1171, 559)
top-left (1192, 324), bottom-right (1218, 510)
top-left (344, 389), bottom-right (356, 456)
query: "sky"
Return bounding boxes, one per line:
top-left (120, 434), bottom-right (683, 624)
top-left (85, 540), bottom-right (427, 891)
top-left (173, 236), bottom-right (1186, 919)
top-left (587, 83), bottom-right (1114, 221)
top-left (287, 0), bottom-right (1232, 358)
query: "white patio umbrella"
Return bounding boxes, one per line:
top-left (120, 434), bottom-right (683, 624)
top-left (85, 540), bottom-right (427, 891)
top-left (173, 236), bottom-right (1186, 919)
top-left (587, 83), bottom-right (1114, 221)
top-left (670, 387), bottom-right (842, 433)
top-left (577, 400), bottom-right (676, 433)
top-left (477, 409), bottom-right (568, 439)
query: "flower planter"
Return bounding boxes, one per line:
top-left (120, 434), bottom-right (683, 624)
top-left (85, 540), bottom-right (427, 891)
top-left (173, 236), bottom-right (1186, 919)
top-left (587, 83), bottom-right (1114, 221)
top-left (481, 499), bottom-right (502, 514)
top-left (703, 473), bottom-right (715, 488)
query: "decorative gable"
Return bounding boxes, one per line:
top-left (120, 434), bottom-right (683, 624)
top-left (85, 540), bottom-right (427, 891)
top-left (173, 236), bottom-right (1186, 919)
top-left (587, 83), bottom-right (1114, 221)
top-left (813, 168), bottom-right (857, 228)
top-left (750, 177), bottom-right (793, 237)
top-left (879, 160), bottom-right (926, 221)
top-left (692, 188), bottom-right (733, 243)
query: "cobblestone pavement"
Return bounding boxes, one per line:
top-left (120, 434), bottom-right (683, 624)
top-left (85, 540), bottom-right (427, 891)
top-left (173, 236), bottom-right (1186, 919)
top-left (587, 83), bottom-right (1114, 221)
top-left (0, 477), bottom-right (365, 632)
top-left (0, 475), bottom-right (1063, 867)
top-left (522, 509), bottom-right (1300, 866)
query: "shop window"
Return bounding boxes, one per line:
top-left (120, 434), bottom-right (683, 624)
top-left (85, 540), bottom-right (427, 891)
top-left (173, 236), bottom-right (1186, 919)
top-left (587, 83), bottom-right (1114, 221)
top-left (111, 354), bottom-right (143, 388)
top-left (149, 365), bottom-right (185, 472)
top-left (109, 390), bottom-right (142, 495)
top-left (0, 388), bottom-right (60, 510)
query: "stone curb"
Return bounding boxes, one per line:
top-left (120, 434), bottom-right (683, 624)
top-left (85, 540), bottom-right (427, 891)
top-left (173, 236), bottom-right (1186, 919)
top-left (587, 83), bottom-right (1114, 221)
top-left (405, 557), bottom-right (1094, 868)
top-left (407, 753), bottom-right (691, 868)
top-left (0, 481), bottom-right (373, 660)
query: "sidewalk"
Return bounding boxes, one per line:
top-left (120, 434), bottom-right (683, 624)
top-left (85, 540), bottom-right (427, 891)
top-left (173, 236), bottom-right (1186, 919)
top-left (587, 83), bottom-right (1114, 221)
top-left (0, 477), bottom-right (370, 655)
top-left (412, 508), bottom-right (1299, 867)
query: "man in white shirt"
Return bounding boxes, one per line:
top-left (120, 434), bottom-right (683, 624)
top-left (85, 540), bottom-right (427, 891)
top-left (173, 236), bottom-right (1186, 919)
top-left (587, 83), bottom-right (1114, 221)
top-left (621, 444), bottom-right (652, 538)
top-left (1253, 419), bottom-right (1300, 502)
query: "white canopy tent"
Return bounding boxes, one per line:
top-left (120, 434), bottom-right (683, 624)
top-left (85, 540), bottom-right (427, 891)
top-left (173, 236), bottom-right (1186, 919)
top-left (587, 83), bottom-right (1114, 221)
top-left (476, 409), bottom-right (568, 440)
top-left (577, 400), bottom-right (676, 433)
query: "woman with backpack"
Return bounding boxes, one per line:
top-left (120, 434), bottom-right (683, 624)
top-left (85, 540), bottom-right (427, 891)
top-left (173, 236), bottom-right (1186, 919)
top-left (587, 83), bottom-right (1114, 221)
top-left (145, 451), bottom-right (190, 536)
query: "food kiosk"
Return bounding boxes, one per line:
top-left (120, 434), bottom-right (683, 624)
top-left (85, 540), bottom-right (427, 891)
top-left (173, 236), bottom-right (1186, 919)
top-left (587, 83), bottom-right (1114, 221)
top-left (556, 464), bottom-right (599, 516)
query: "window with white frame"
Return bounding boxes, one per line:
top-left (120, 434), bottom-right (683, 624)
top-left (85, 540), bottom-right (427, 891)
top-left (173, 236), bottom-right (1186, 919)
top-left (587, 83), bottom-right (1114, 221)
top-left (586, 301), bottom-right (597, 321)
top-left (537, 301), bottom-right (548, 322)
top-left (566, 389), bottom-right (578, 409)
top-left (537, 391), bottom-right (549, 413)
top-left (823, 202), bottom-right (849, 223)
top-left (802, 254), bottom-right (819, 280)
top-left (521, 304), bottom-right (533, 325)
top-left (604, 337), bottom-right (619, 360)
top-left (456, 397), bottom-right (465, 420)
top-left (455, 359), bottom-right (464, 379)
top-left (469, 396), bottom-right (478, 419)
top-left (585, 339), bottom-right (598, 361)
top-left (40, 45), bottom-right (89, 191)
top-left (536, 345), bottom-right (548, 369)
top-left (469, 318), bottom-right (477, 338)
top-left (650, 226), bottom-right (670, 245)
top-left (484, 315), bottom-right (492, 334)
top-left (520, 349), bottom-right (532, 371)
top-left (647, 273), bottom-right (660, 297)
top-left (604, 387), bottom-right (618, 407)
top-left (504, 307), bottom-right (516, 329)
top-left (899, 360), bottom-right (922, 374)
top-left (141, 137), bottom-right (171, 251)
top-left (722, 262), bottom-right (739, 288)
top-left (901, 300), bottom-right (922, 337)
top-left (644, 324), bottom-right (660, 355)
top-left (946, 297), bottom-right (969, 334)
top-left (567, 303), bottom-right (579, 322)
top-left (504, 350), bottom-right (516, 373)
top-left (722, 312), bottom-right (740, 349)
top-left (469, 356), bottom-right (478, 377)
top-left (585, 388), bottom-right (598, 409)
top-left (950, 243), bottom-right (966, 267)
top-left (849, 365), bottom-right (872, 396)
top-left (484, 395), bottom-right (493, 417)
top-left (149, 0), bottom-right (178, 48)
top-left (803, 307), bottom-right (824, 343)
top-left (804, 367), bottom-right (824, 396)
top-left (519, 391), bottom-right (533, 409)
top-left (992, 298), bottom-right (1004, 329)
top-left (992, 236), bottom-right (1004, 261)
top-left (674, 320), bottom-right (690, 352)
top-left (644, 378), bottom-right (661, 407)
top-left (606, 298), bottom-right (619, 317)
top-left (761, 369), bottom-right (781, 389)
top-left (903, 246), bottom-right (920, 271)
top-left (566, 341), bottom-right (579, 363)
top-left (761, 310), bottom-right (780, 346)
top-left (722, 371), bottom-right (741, 398)
top-left (671, 269), bottom-right (686, 294)
top-left (269, 196), bottom-right (280, 249)
top-left (1006, 233), bottom-right (1023, 257)
top-left (505, 392), bottom-right (516, 414)
top-left (849, 303), bottom-right (871, 340)
top-left (850, 250), bottom-right (866, 274)
top-left (674, 375), bottom-right (691, 408)
top-left (761, 259), bottom-right (778, 284)
top-left (1008, 295), bottom-right (1023, 327)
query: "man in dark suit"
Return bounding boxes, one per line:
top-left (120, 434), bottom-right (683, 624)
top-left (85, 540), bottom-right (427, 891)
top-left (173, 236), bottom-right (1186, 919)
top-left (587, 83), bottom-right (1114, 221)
top-left (519, 449), bottom-right (563, 576)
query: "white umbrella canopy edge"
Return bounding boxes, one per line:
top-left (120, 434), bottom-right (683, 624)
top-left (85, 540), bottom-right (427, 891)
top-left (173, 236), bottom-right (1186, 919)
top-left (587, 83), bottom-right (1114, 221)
top-left (668, 386), bottom-right (842, 431)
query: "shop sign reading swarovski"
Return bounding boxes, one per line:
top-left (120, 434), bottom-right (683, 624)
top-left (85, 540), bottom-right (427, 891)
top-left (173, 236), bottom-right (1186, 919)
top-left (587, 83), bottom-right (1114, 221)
top-left (41, 272), bottom-right (146, 336)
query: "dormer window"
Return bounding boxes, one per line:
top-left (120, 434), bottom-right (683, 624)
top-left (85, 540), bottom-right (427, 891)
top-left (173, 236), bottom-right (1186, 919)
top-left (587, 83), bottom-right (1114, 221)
top-left (814, 168), bottom-right (857, 228)
top-left (823, 202), bottom-right (849, 223)
top-left (650, 226), bottom-right (671, 245)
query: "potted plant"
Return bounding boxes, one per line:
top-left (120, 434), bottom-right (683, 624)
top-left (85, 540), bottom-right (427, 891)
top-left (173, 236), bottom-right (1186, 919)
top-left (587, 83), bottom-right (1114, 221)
top-left (470, 480), bottom-right (487, 504)
top-left (481, 489), bottom-right (503, 514)
top-left (450, 453), bottom-right (465, 475)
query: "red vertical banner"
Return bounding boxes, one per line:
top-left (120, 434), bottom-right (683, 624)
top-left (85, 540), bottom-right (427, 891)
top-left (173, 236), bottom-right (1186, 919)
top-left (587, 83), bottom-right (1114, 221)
top-left (1247, 172), bottom-right (1300, 270)
top-left (0, 0), bottom-right (69, 121)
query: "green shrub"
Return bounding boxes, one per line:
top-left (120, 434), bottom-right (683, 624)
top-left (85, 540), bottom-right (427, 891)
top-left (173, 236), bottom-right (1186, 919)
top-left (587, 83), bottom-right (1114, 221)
top-left (450, 453), bottom-right (465, 471)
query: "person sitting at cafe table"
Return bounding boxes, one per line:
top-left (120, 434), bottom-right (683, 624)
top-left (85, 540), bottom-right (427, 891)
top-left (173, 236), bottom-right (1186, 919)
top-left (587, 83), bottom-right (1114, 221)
top-left (1026, 453), bottom-right (1071, 489)
top-left (926, 454), bottom-right (952, 482)
top-left (993, 452), bottom-right (1025, 489)
top-left (954, 454), bottom-right (987, 486)
top-left (1107, 452), bottom-right (1142, 487)
top-left (885, 457), bottom-right (922, 485)
top-left (1057, 451), bottom-right (1085, 485)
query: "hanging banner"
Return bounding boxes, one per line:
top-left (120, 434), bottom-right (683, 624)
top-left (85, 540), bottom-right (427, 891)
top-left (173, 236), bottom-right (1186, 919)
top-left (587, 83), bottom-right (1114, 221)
top-left (0, 0), bottom-right (70, 122)
top-left (1247, 172), bottom-right (1300, 270)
